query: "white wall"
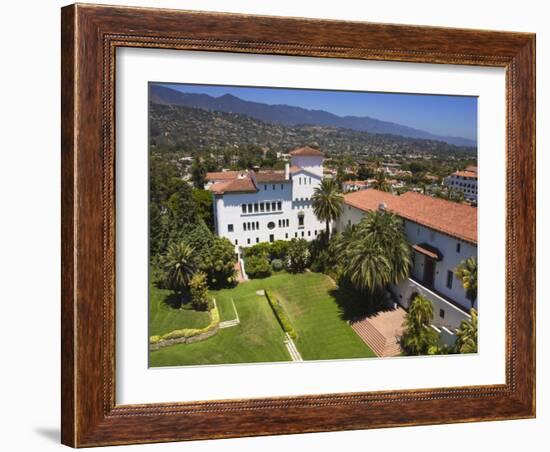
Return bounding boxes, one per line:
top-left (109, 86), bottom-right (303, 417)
top-left (1, 1), bottom-right (546, 452)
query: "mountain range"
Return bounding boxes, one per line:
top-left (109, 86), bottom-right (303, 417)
top-left (150, 84), bottom-right (476, 148)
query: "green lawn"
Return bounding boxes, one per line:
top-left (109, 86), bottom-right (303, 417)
top-left (149, 285), bottom-right (211, 337)
top-left (149, 272), bottom-right (375, 367)
top-left (272, 273), bottom-right (376, 360)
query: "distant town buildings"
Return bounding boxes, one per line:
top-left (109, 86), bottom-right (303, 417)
top-left (444, 166), bottom-right (478, 203)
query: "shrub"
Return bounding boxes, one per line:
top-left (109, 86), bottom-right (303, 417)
top-left (286, 239), bottom-right (311, 273)
top-left (245, 255), bottom-right (272, 279)
top-left (154, 304), bottom-right (220, 341)
top-left (270, 240), bottom-right (290, 260)
top-left (265, 290), bottom-right (297, 340)
top-left (244, 242), bottom-right (271, 259)
top-left (190, 271), bottom-right (211, 311)
top-left (271, 258), bottom-right (284, 272)
top-left (149, 335), bottom-right (161, 344)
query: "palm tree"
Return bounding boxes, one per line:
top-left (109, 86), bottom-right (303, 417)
top-left (455, 309), bottom-right (478, 353)
top-left (341, 210), bottom-right (411, 294)
top-left (161, 241), bottom-right (197, 302)
top-left (372, 171), bottom-right (390, 192)
top-left (455, 256), bottom-right (477, 307)
top-left (401, 294), bottom-right (438, 355)
top-left (312, 178), bottom-right (344, 238)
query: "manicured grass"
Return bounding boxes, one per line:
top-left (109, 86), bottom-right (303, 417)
top-left (149, 285), bottom-right (211, 337)
top-left (272, 273), bottom-right (376, 360)
top-left (149, 281), bottom-right (290, 367)
top-left (149, 272), bottom-right (375, 367)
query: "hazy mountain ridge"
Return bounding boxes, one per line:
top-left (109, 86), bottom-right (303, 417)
top-left (150, 84), bottom-right (476, 148)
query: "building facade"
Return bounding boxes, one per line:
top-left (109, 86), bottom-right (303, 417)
top-left (208, 147), bottom-right (326, 256)
top-left (337, 189), bottom-right (477, 335)
top-left (444, 166), bottom-right (478, 203)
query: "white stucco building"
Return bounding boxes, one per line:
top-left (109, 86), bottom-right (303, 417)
top-left (207, 146), bottom-right (326, 257)
top-left (444, 166), bottom-right (478, 203)
top-left (337, 189), bottom-right (477, 336)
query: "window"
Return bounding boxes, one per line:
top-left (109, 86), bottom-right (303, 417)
top-left (277, 201), bottom-right (282, 210)
top-left (268, 221), bottom-right (275, 230)
top-left (308, 231), bottom-right (311, 236)
top-left (439, 309), bottom-right (445, 319)
top-left (272, 184), bottom-right (275, 190)
top-left (446, 270), bottom-right (453, 289)
top-left (243, 223), bottom-right (247, 231)
top-left (260, 202), bottom-right (265, 212)
top-left (281, 184), bottom-right (283, 190)
top-left (228, 224), bottom-right (234, 232)
top-left (254, 203), bottom-right (258, 213)
top-left (278, 220), bottom-right (281, 227)
top-left (256, 221), bottom-right (259, 229)
top-left (298, 213), bottom-right (304, 227)
top-left (456, 243), bottom-right (461, 253)
top-left (285, 233), bottom-right (288, 239)
top-left (264, 185), bottom-right (267, 190)
top-left (248, 203), bottom-right (253, 213)
top-left (256, 237), bottom-right (259, 243)
top-left (266, 203), bottom-right (271, 212)
top-left (235, 239), bottom-right (238, 245)
top-left (309, 177), bottom-right (311, 184)
top-left (301, 231), bottom-right (305, 237)
top-left (295, 232), bottom-right (298, 238)
top-left (314, 230), bottom-right (317, 235)
top-left (286, 219), bottom-right (289, 227)
top-left (247, 238), bottom-right (251, 244)
top-left (299, 177), bottom-right (302, 185)
top-left (241, 204), bottom-right (246, 214)
top-left (272, 202), bottom-right (276, 211)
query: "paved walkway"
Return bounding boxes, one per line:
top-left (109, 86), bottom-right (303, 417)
top-left (351, 307), bottom-right (406, 357)
top-left (284, 333), bottom-right (303, 362)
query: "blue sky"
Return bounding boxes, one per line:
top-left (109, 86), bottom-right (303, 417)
top-left (164, 83), bottom-right (477, 141)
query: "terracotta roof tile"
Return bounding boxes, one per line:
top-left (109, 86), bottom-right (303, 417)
top-left (206, 171), bottom-right (242, 181)
top-left (344, 189), bottom-right (477, 244)
top-left (210, 177), bottom-right (257, 194)
top-left (289, 146), bottom-right (324, 157)
top-left (255, 170), bottom-right (288, 183)
top-left (452, 170), bottom-right (478, 179)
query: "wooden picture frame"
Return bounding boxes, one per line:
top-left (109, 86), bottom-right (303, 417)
top-left (61, 3), bottom-right (535, 447)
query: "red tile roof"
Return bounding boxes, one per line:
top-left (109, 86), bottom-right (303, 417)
top-left (206, 171), bottom-right (241, 181)
top-left (452, 170), bottom-right (478, 179)
top-left (344, 189), bottom-right (477, 244)
top-left (210, 178), bottom-right (257, 194)
top-left (465, 165), bottom-right (478, 173)
top-left (255, 170), bottom-right (288, 183)
top-left (289, 146), bottom-right (324, 157)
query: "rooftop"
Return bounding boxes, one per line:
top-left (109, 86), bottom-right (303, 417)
top-left (255, 170), bottom-right (288, 183)
top-left (206, 171), bottom-right (243, 182)
top-left (343, 189), bottom-right (477, 244)
top-left (452, 170), bottom-right (478, 179)
top-left (210, 177), bottom-right (257, 195)
top-left (289, 146), bottom-right (324, 157)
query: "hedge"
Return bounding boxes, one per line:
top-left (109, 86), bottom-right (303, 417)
top-left (264, 290), bottom-right (297, 340)
top-left (149, 303), bottom-right (220, 343)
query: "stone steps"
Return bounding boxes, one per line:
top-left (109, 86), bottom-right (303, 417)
top-left (351, 316), bottom-right (403, 358)
top-left (284, 333), bottom-right (303, 362)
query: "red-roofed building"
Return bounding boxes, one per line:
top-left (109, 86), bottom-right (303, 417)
top-left (209, 147), bottom-right (326, 256)
top-left (444, 167), bottom-right (478, 203)
top-left (338, 189), bottom-right (477, 332)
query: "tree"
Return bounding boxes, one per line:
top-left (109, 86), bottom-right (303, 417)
top-left (340, 211), bottom-right (411, 294)
top-left (455, 308), bottom-right (478, 353)
top-left (200, 236), bottom-right (236, 288)
top-left (286, 239), bottom-right (311, 273)
top-left (357, 163), bottom-right (375, 180)
top-left (245, 255), bottom-right (272, 279)
top-left (401, 295), bottom-right (439, 355)
top-left (190, 157), bottom-right (207, 188)
top-left (312, 178), bottom-right (344, 237)
top-left (455, 256), bottom-right (477, 307)
top-left (371, 171), bottom-right (390, 192)
top-left (161, 241), bottom-right (197, 303)
top-left (189, 271), bottom-right (211, 311)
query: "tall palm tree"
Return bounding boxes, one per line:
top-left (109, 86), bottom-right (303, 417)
top-left (401, 294), bottom-right (438, 355)
top-left (455, 309), bottom-right (478, 354)
top-left (341, 211), bottom-right (411, 294)
top-left (372, 171), bottom-right (390, 192)
top-left (455, 256), bottom-right (478, 307)
top-left (312, 178), bottom-right (344, 238)
top-left (161, 241), bottom-right (197, 302)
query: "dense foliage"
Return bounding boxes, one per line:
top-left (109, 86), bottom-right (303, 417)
top-left (286, 239), bottom-right (311, 273)
top-left (400, 295), bottom-right (439, 355)
top-left (189, 271), bottom-right (212, 311)
top-left (455, 257), bottom-right (478, 307)
top-left (455, 309), bottom-right (478, 354)
top-left (245, 255), bottom-right (272, 279)
top-left (160, 241), bottom-right (197, 304)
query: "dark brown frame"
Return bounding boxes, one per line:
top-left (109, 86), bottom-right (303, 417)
top-left (61, 3), bottom-right (536, 447)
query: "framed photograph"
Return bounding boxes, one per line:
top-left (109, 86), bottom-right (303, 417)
top-left (61, 3), bottom-right (535, 447)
